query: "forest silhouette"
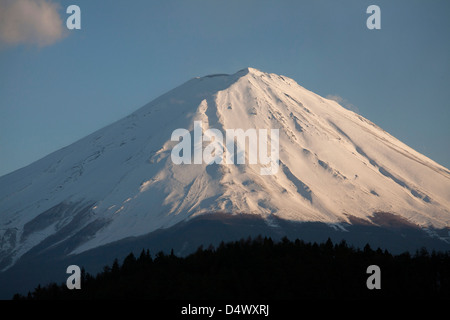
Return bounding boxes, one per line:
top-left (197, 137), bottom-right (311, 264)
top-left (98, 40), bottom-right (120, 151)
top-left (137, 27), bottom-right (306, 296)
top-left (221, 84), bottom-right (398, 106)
top-left (13, 236), bottom-right (450, 299)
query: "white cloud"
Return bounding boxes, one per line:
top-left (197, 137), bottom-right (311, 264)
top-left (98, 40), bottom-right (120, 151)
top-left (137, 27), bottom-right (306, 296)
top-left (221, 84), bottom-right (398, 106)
top-left (0, 0), bottom-right (65, 47)
top-left (326, 94), bottom-right (359, 114)
top-left (326, 94), bottom-right (344, 104)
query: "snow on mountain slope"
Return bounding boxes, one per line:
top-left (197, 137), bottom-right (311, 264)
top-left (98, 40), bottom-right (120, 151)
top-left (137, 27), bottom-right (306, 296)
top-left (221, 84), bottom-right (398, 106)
top-left (1, 67), bottom-right (450, 270)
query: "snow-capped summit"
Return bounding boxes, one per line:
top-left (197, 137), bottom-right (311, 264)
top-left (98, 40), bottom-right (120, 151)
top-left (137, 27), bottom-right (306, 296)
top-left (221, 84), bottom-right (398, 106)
top-left (1, 67), bottom-right (450, 272)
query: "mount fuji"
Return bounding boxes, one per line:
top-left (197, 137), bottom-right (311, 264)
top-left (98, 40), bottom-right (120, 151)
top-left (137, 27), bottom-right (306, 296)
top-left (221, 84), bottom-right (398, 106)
top-left (1, 67), bottom-right (450, 297)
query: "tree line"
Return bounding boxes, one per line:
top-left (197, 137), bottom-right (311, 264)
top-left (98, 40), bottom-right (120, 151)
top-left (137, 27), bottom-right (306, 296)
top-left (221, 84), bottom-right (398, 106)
top-left (13, 236), bottom-right (450, 299)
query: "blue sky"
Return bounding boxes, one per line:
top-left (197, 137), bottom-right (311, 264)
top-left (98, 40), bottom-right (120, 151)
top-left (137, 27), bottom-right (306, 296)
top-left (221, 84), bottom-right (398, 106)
top-left (1, 0), bottom-right (449, 177)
